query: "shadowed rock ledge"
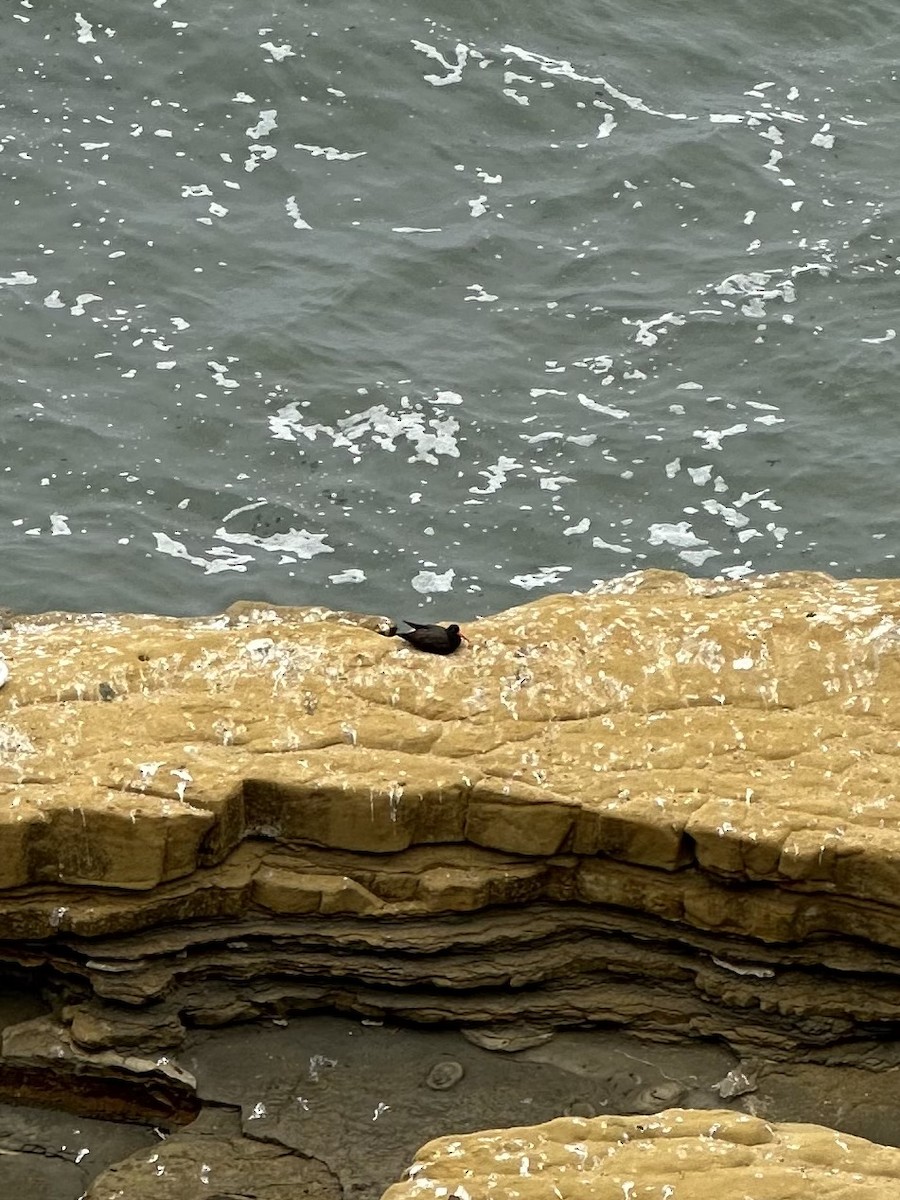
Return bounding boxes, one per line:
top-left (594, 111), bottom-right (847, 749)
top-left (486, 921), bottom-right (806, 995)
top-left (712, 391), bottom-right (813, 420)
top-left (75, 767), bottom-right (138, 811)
top-left (1, 568), bottom-right (900, 1139)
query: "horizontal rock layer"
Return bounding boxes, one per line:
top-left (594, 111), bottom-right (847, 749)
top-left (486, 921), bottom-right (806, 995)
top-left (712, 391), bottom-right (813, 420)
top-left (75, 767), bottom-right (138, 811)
top-left (381, 1107), bottom-right (900, 1200)
top-left (2, 837), bottom-right (900, 1060)
top-left (1, 570), bottom-right (900, 1091)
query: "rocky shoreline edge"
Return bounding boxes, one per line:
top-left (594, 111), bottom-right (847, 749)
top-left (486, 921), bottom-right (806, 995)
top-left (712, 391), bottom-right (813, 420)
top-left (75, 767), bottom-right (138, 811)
top-left (2, 569), bottom-right (900, 1196)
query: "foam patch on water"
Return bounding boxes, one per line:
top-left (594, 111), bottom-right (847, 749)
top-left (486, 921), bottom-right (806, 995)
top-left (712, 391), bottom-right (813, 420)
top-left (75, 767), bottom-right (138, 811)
top-left (270, 400), bottom-right (461, 465)
top-left (411, 39), bottom-right (469, 86)
top-left (247, 110), bottom-right (278, 140)
top-left (150, 500), bottom-right (338, 572)
top-left (501, 44), bottom-right (692, 120)
top-left (329, 568), bottom-right (366, 584)
top-left (412, 568), bottom-right (455, 593)
top-left (215, 526), bottom-right (333, 560)
top-left (510, 566), bottom-right (573, 590)
top-left (74, 13), bottom-right (95, 44)
top-left (294, 143), bottom-right (366, 161)
top-left (153, 533), bottom-right (253, 574)
top-left (260, 41), bottom-right (294, 61)
top-left (285, 196), bottom-right (311, 229)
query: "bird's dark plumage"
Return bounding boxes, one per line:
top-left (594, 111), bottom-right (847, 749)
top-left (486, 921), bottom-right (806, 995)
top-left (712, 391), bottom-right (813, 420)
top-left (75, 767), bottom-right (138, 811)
top-left (395, 620), bottom-right (467, 655)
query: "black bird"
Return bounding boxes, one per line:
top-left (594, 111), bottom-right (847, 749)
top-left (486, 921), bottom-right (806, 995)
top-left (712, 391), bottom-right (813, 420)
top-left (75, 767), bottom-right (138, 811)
top-left (396, 619), bottom-right (468, 655)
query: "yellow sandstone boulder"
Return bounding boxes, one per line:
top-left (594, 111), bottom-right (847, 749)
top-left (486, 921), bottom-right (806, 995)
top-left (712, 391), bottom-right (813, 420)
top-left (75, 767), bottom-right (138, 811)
top-left (382, 1108), bottom-right (900, 1200)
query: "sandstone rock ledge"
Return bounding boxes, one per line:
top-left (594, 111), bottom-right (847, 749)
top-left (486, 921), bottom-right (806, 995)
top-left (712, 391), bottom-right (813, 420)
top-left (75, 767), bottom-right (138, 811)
top-left (2, 569), bottom-right (900, 1116)
top-left (382, 1108), bottom-right (900, 1200)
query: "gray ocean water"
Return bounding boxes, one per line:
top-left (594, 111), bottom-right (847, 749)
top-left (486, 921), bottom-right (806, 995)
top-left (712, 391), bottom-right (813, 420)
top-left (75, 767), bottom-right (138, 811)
top-left (2, 1), bottom-right (898, 619)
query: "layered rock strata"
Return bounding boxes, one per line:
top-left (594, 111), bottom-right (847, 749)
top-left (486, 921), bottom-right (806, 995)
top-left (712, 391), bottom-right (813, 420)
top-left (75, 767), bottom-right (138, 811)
top-left (1, 570), bottom-right (900, 1114)
top-left (381, 1107), bottom-right (900, 1200)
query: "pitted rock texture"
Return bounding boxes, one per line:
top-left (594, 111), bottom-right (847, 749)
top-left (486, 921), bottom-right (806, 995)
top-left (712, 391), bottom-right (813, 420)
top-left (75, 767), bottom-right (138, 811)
top-left (2, 571), bottom-right (900, 1077)
top-left (381, 1108), bottom-right (900, 1200)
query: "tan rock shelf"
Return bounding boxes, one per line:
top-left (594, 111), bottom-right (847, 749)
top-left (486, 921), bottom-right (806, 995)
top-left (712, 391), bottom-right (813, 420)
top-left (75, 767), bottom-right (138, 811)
top-left (1, 570), bottom-right (898, 894)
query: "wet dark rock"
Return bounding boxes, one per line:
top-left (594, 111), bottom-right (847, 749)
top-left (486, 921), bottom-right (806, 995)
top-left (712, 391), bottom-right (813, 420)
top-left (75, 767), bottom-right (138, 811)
top-left (563, 1099), bottom-right (596, 1118)
top-left (85, 1131), bottom-right (339, 1200)
top-left (0, 1016), bottom-right (199, 1126)
top-left (633, 1079), bottom-right (687, 1113)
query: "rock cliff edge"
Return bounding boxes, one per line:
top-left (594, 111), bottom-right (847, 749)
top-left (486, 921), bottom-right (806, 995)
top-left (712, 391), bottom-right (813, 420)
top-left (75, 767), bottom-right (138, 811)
top-left (1, 569), bottom-right (899, 1192)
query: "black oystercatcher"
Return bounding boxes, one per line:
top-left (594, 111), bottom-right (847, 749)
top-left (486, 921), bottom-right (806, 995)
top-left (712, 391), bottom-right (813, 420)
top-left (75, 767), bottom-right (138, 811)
top-left (396, 619), bottom-right (468, 655)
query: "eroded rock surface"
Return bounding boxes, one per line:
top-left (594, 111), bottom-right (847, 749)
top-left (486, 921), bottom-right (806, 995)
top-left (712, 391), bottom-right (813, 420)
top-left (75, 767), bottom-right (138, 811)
top-left (0, 1099), bottom-right (156, 1200)
top-left (85, 1129), bottom-right (339, 1200)
top-left (382, 1108), bottom-right (900, 1200)
top-left (1, 571), bottom-right (900, 1103)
